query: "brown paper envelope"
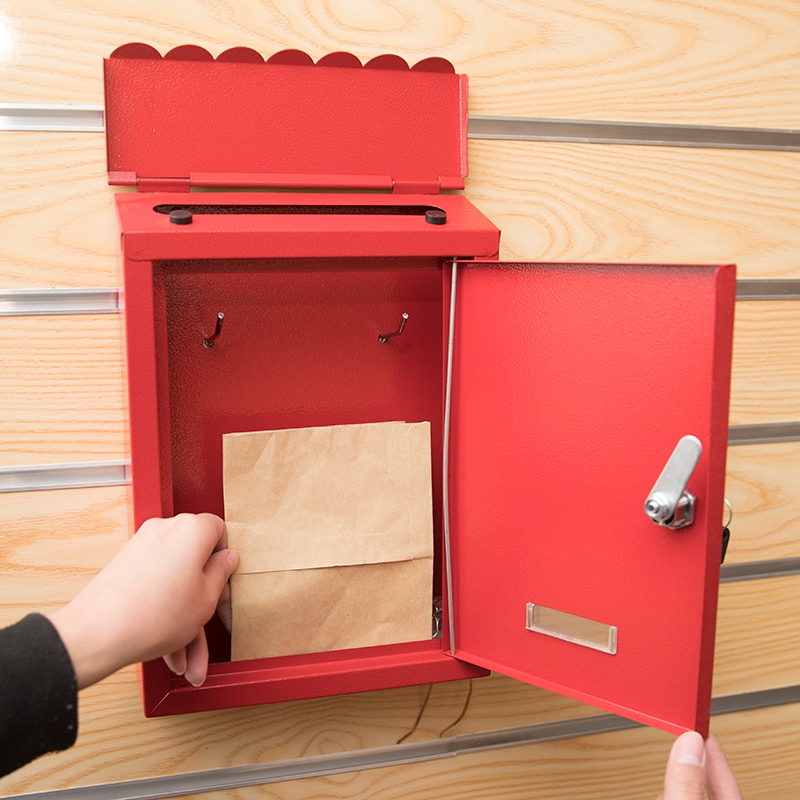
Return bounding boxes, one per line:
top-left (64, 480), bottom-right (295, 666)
top-left (231, 559), bottom-right (433, 660)
top-left (224, 421), bottom-right (435, 660)
top-left (406, 422), bottom-right (434, 555)
top-left (224, 422), bottom-right (433, 574)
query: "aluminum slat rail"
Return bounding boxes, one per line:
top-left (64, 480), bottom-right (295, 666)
top-left (0, 288), bottom-right (119, 316)
top-left (0, 462), bottom-right (129, 492)
top-left (1, 280), bottom-right (798, 316)
top-left (5, 103), bottom-right (800, 151)
top-left (468, 115), bottom-right (800, 151)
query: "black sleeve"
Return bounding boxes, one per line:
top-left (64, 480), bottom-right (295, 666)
top-left (0, 613), bottom-right (79, 777)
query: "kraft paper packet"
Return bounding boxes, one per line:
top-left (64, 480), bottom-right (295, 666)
top-left (223, 421), bottom-right (434, 661)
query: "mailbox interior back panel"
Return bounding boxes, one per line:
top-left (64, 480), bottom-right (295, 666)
top-left (160, 258), bottom-right (444, 657)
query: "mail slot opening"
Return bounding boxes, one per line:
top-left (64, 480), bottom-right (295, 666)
top-left (153, 203), bottom-right (446, 217)
top-left (157, 256), bottom-right (448, 667)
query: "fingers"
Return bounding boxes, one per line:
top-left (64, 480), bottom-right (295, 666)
top-left (195, 512), bottom-right (228, 552)
top-left (164, 647), bottom-right (187, 676)
top-left (152, 513), bottom-right (227, 570)
top-left (172, 513), bottom-right (228, 564)
top-left (163, 539), bottom-right (237, 679)
top-left (207, 549), bottom-right (238, 636)
top-left (662, 731), bottom-right (706, 800)
top-left (204, 548), bottom-right (239, 597)
top-left (183, 628), bottom-right (210, 687)
top-left (216, 577), bottom-right (233, 633)
top-left (706, 735), bottom-right (743, 800)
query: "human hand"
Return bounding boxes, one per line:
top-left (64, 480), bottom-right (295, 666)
top-left (657, 731), bottom-right (743, 800)
top-left (48, 513), bottom-right (239, 690)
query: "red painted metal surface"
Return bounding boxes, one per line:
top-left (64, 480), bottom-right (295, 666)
top-left (145, 640), bottom-right (482, 717)
top-left (446, 260), bottom-right (735, 736)
top-left (104, 46), bottom-right (467, 192)
top-left (109, 48), bottom-right (735, 731)
top-left (117, 204), bottom-right (498, 716)
top-left (114, 193), bottom-right (500, 261)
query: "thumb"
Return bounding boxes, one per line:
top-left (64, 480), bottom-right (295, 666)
top-left (663, 731), bottom-right (706, 800)
top-left (204, 548), bottom-right (239, 593)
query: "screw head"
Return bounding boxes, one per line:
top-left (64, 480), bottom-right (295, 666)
top-left (645, 499), bottom-right (663, 517)
top-left (645, 492), bottom-right (673, 522)
top-left (425, 209), bottom-right (447, 225)
top-left (169, 209), bottom-right (193, 225)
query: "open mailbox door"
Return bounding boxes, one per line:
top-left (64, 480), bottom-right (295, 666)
top-left (445, 260), bottom-right (735, 736)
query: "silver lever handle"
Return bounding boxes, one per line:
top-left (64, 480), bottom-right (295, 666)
top-left (645, 435), bottom-right (702, 529)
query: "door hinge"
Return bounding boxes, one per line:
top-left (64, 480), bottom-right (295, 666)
top-left (392, 179), bottom-right (441, 194)
top-left (136, 177), bottom-right (192, 193)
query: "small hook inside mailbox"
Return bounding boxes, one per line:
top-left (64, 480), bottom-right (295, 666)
top-left (378, 313), bottom-right (408, 343)
top-left (204, 312), bottom-right (225, 348)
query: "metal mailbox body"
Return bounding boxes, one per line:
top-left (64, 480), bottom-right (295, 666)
top-left (106, 45), bottom-right (735, 735)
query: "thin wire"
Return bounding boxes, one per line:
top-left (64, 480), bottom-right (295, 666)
top-left (439, 679), bottom-right (474, 738)
top-left (443, 259), bottom-right (458, 654)
top-left (396, 685), bottom-right (433, 744)
top-left (723, 498), bottom-right (733, 528)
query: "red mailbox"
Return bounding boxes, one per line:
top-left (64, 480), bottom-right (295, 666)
top-left (105, 44), bottom-right (735, 735)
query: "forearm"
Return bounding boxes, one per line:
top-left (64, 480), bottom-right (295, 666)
top-left (0, 615), bottom-right (78, 777)
top-left (46, 602), bottom-right (132, 690)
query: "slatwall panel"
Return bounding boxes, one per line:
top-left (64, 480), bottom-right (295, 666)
top-left (124, 704), bottom-right (800, 800)
top-left (2, 1), bottom-right (799, 798)
top-left (2, 0), bottom-right (800, 128)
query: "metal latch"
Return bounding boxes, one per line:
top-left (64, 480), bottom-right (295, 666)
top-left (644, 435), bottom-right (702, 530)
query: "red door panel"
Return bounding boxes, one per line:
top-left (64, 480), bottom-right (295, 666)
top-left (446, 261), bottom-right (735, 735)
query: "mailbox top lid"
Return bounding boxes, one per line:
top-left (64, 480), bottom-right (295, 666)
top-left (104, 44), bottom-right (468, 193)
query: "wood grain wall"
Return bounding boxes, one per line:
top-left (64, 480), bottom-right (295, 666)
top-left (2, 1), bottom-right (799, 798)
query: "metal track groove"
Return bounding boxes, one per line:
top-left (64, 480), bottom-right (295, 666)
top-left (1, 281), bottom-right (798, 317)
top-left (5, 104), bottom-right (800, 152)
top-left (0, 462), bottom-right (129, 493)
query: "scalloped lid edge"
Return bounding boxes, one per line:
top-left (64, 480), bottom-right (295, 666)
top-left (109, 43), bottom-right (457, 74)
top-left (104, 44), bottom-right (467, 192)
